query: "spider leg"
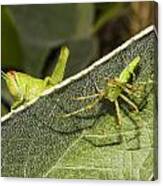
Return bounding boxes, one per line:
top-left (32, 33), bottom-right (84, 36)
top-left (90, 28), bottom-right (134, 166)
top-left (72, 81), bottom-right (104, 101)
top-left (132, 72), bottom-right (136, 81)
top-left (124, 84), bottom-right (146, 97)
top-left (121, 86), bottom-right (133, 95)
top-left (112, 78), bottom-right (133, 95)
top-left (126, 83), bottom-right (133, 89)
top-left (61, 98), bottom-right (100, 118)
top-left (126, 80), bottom-right (153, 89)
top-left (72, 93), bottom-right (101, 100)
top-left (115, 100), bottom-right (122, 125)
top-left (119, 94), bottom-right (139, 112)
top-left (94, 81), bottom-right (103, 93)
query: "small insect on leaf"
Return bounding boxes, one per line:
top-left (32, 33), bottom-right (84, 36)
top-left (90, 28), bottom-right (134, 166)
top-left (2, 46), bottom-right (70, 110)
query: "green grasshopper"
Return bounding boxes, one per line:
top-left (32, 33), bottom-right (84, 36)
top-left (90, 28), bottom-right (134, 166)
top-left (62, 56), bottom-right (141, 125)
top-left (2, 46), bottom-right (69, 110)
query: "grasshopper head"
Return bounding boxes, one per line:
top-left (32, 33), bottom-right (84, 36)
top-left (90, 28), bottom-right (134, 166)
top-left (5, 71), bottom-right (20, 98)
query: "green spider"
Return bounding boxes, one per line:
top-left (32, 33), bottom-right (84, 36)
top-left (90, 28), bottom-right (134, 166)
top-left (61, 56), bottom-right (141, 125)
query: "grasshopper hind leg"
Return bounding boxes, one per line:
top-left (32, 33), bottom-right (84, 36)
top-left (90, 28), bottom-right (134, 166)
top-left (11, 97), bottom-right (24, 110)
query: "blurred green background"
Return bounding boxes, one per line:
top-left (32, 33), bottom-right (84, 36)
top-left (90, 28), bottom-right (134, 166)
top-left (1, 2), bottom-right (157, 116)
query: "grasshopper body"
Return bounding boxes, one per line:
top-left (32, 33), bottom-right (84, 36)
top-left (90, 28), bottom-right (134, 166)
top-left (2, 46), bottom-right (69, 110)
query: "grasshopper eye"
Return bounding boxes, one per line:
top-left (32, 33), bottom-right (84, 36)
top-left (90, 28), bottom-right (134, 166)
top-left (7, 70), bottom-right (16, 77)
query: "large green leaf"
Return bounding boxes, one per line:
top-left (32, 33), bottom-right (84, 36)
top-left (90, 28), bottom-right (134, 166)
top-left (65, 37), bottom-right (98, 77)
top-left (2, 4), bottom-right (94, 76)
top-left (1, 26), bottom-right (157, 180)
top-left (1, 6), bottom-right (23, 69)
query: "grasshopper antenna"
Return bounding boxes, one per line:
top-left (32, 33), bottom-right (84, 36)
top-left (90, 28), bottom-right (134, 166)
top-left (1, 70), bottom-right (8, 80)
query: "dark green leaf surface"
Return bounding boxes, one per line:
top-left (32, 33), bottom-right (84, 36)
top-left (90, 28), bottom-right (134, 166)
top-left (1, 7), bottom-right (23, 69)
top-left (1, 26), bottom-right (157, 180)
top-left (2, 4), bottom-right (94, 76)
top-left (65, 37), bottom-right (98, 77)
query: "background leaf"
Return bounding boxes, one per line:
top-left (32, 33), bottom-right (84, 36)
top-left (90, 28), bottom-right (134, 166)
top-left (2, 4), bottom-right (95, 76)
top-left (1, 6), bottom-right (23, 69)
top-left (1, 26), bottom-right (157, 180)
